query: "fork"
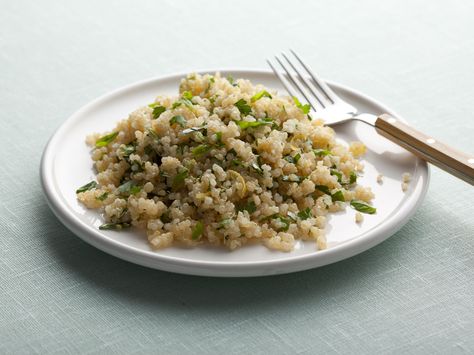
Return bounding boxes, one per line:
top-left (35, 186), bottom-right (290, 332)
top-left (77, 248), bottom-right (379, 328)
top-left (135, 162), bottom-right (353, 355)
top-left (267, 50), bottom-right (474, 185)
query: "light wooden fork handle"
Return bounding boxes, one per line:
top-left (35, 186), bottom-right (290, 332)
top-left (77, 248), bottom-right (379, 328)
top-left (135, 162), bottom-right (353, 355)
top-left (375, 114), bottom-right (474, 185)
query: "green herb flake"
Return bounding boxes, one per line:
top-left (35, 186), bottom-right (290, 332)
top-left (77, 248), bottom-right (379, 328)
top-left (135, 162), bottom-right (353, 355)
top-left (217, 218), bottom-right (232, 230)
top-left (235, 118), bottom-right (273, 129)
top-left (171, 98), bottom-right (193, 110)
top-left (234, 99), bottom-right (252, 115)
top-left (204, 80), bottom-right (213, 94)
top-left (160, 211), bottom-right (171, 224)
top-left (227, 75), bottom-right (235, 85)
top-left (214, 132), bottom-right (223, 146)
top-left (315, 185), bottom-right (331, 194)
top-left (282, 175), bottom-right (305, 183)
top-left (287, 211), bottom-right (298, 221)
top-left (191, 221), bottom-right (204, 240)
top-left (170, 115), bottom-right (187, 128)
top-left (191, 144), bottom-right (212, 157)
top-left (330, 169), bottom-right (343, 183)
top-left (177, 142), bottom-right (187, 155)
top-left (231, 159), bottom-right (245, 167)
top-left (194, 131), bottom-right (206, 143)
top-left (331, 190), bottom-right (345, 202)
top-left (95, 132), bottom-right (119, 147)
top-left (147, 128), bottom-right (159, 140)
top-left (76, 181), bottom-right (97, 193)
top-left (276, 216), bottom-right (291, 232)
top-left (159, 170), bottom-right (170, 178)
top-left (99, 222), bottom-right (131, 230)
top-left (293, 96), bottom-right (311, 114)
top-left (251, 90), bottom-right (272, 102)
top-left (205, 77), bottom-right (215, 95)
top-left (313, 149), bottom-right (331, 157)
top-left (349, 171), bottom-right (357, 184)
top-left (350, 200), bottom-right (376, 214)
top-left (260, 213), bottom-right (279, 222)
top-left (130, 185), bottom-right (141, 194)
top-left (121, 144), bottom-right (135, 157)
top-left (152, 105), bottom-right (166, 119)
top-left (130, 159), bottom-right (144, 172)
top-left (182, 98), bottom-right (193, 107)
top-left (297, 207), bottom-right (312, 220)
top-left (284, 153), bottom-right (301, 164)
top-left (237, 201), bottom-right (257, 214)
top-left (182, 91), bottom-right (193, 100)
top-left (172, 168), bottom-right (189, 189)
top-left (293, 153), bottom-right (301, 164)
top-left (181, 126), bottom-right (207, 135)
top-left (171, 101), bottom-right (182, 109)
top-left (96, 192), bottom-right (108, 201)
top-left (118, 180), bottom-right (140, 195)
top-left (250, 162), bottom-right (263, 175)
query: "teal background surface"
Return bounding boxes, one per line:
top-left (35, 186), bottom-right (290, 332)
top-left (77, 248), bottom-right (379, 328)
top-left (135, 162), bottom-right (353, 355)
top-left (1, 1), bottom-right (473, 353)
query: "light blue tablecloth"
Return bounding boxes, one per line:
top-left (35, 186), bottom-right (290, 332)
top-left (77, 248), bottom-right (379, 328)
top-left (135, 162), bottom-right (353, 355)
top-left (1, 0), bottom-right (473, 353)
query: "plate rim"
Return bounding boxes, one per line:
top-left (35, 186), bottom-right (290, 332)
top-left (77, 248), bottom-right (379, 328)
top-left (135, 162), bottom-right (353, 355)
top-left (40, 68), bottom-right (430, 277)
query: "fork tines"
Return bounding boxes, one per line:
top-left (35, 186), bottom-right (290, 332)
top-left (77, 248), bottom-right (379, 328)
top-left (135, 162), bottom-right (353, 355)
top-left (267, 50), bottom-right (338, 112)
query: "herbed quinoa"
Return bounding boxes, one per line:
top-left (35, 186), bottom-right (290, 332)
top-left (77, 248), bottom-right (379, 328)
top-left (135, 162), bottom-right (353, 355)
top-left (76, 73), bottom-right (376, 252)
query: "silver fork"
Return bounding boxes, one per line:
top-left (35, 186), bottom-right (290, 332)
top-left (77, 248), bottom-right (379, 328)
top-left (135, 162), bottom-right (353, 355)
top-left (267, 50), bottom-right (474, 185)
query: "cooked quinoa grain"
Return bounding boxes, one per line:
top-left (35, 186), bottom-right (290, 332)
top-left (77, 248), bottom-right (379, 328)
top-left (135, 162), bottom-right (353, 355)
top-left (401, 172), bottom-right (411, 192)
top-left (402, 172), bottom-right (411, 182)
top-left (76, 73), bottom-right (375, 252)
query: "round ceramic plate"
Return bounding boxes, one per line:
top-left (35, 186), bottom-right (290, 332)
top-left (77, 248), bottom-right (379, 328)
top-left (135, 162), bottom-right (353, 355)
top-left (40, 69), bottom-right (429, 277)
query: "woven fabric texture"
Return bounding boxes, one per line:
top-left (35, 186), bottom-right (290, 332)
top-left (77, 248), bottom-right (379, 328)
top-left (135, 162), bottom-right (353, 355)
top-left (1, 0), bottom-right (473, 353)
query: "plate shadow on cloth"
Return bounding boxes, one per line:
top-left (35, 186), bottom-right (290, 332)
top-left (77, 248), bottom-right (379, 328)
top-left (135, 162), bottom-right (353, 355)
top-left (34, 201), bottom-right (432, 315)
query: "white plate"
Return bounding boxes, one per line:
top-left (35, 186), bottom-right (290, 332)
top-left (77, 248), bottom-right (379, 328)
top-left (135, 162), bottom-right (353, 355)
top-left (40, 69), bottom-right (429, 277)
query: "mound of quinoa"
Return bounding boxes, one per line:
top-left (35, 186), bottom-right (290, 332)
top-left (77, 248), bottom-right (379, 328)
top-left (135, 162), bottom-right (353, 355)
top-left (76, 73), bottom-right (374, 252)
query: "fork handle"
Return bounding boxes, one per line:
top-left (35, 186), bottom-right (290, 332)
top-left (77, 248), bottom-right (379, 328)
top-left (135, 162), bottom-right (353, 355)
top-left (375, 114), bottom-right (474, 185)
